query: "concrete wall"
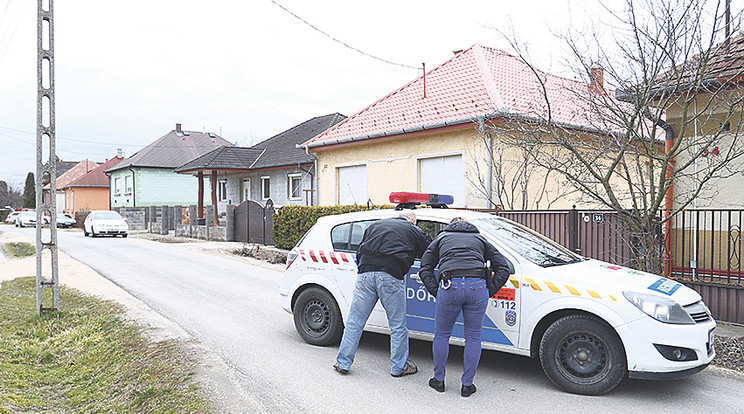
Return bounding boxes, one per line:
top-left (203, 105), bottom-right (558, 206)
top-left (222, 167), bottom-right (313, 211)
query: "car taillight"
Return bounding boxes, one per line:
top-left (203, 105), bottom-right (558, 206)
top-left (286, 250), bottom-right (298, 269)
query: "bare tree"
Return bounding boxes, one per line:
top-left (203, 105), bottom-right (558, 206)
top-left (467, 119), bottom-right (579, 210)
top-left (487, 0), bottom-right (744, 274)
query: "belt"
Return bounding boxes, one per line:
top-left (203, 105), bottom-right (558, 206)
top-left (441, 269), bottom-right (485, 280)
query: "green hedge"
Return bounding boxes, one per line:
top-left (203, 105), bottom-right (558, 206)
top-left (273, 205), bottom-right (393, 250)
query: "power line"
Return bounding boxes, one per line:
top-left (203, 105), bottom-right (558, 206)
top-left (268, 0), bottom-right (420, 70)
top-left (0, 0), bottom-right (28, 67)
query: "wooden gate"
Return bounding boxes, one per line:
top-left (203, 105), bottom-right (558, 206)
top-left (234, 199), bottom-right (274, 245)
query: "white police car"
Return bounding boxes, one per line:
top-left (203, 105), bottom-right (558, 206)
top-left (279, 192), bottom-right (716, 395)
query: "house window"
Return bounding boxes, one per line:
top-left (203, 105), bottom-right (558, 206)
top-left (337, 164), bottom-right (368, 205)
top-left (114, 177), bottom-right (121, 195)
top-left (124, 175), bottom-right (132, 194)
top-left (218, 179), bottom-right (228, 202)
top-left (288, 174), bottom-right (302, 200)
top-left (419, 154), bottom-right (464, 207)
top-left (261, 176), bottom-right (271, 200)
top-left (242, 178), bottom-right (251, 202)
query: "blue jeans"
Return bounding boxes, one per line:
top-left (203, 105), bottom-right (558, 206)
top-left (336, 271), bottom-right (409, 375)
top-left (432, 277), bottom-right (488, 386)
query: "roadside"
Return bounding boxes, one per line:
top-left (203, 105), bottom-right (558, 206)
top-left (0, 228), bottom-right (263, 413)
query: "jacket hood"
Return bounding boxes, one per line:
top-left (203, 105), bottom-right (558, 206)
top-left (444, 220), bottom-right (479, 233)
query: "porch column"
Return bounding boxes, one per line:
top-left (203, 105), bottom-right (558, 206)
top-left (211, 170), bottom-right (219, 226)
top-left (197, 171), bottom-right (204, 219)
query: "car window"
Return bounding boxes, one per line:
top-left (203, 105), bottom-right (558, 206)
top-left (96, 212), bottom-right (122, 220)
top-left (416, 220), bottom-right (447, 242)
top-left (331, 223), bottom-right (350, 250)
top-left (473, 217), bottom-right (580, 267)
top-left (331, 220), bottom-right (375, 252)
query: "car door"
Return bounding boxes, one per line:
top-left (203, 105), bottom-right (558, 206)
top-left (405, 220), bottom-right (521, 348)
top-left (330, 220), bottom-right (390, 327)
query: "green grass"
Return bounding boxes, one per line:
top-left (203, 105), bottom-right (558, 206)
top-left (0, 277), bottom-right (212, 413)
top-left (4, 242), bottom-right (35, 258)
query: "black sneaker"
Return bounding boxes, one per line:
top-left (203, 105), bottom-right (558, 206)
top-left (333, 363), bottom-right (349, 374)
top-left (461, 384), bottom-right (477, 397)
top-left (429, 377), bottom-right (445, 392)
top-left (391, 360), bottom-right (418, 377)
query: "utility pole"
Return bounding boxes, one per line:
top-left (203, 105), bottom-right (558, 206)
top-left (36, 0), bottom-right (59, 314)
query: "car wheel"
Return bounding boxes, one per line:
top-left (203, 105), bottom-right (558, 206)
top-left (91, 227), bottom-right (98, 237)
top-left (84, 228), bottom-right (89, 236)
top-left (539, 314), bottom-right (626, 395)
top-left (293, 287), bottom-right (344, 346)
top-left (122, 234), bottom-right (128, 238)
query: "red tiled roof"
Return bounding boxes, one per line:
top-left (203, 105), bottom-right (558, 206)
top-left (303, 44), bottom-right (619, 148)
top-left (64, 156), bottom-right (124, 188)
top-left (44, 160), bottom-right (99, 190)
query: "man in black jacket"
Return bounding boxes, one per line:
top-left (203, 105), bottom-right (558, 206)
top-left (419, 217), bottom-right (510, 397)
top-left (334, 210), bottom-right (430, 377)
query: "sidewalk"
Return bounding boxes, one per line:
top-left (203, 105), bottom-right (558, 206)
top-left (0, 227), bottom-right (261, 412)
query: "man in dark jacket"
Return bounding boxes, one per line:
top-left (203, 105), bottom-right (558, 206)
top-left (418, 217), bottom-right (510, 397)
top-left (334, 210), bottom-right (430, 377)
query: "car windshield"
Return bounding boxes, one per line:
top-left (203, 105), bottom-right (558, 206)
top-left (472, 217), bottom-right (583, 267)
top-left (95, 212), bottom-right (122, 220)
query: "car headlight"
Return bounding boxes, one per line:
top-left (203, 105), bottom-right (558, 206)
top-left (622, 291), bottom-right (695, 324)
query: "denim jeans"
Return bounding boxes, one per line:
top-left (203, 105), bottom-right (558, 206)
top-left (432, 277), bottom-right (488, 386)
top-left (336, 271), bottom-right (409, 375)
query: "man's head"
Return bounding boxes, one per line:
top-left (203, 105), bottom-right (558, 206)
top-left (399, 210), bottom-right (416, 225)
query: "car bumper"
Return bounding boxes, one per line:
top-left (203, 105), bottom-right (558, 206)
top-left (621, 315), bottom-right (716, 377)
top-left (97, 230), bottom-right (127, 235)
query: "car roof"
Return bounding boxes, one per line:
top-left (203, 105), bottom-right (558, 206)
top-left (314, 207), bottom-right (499, 226)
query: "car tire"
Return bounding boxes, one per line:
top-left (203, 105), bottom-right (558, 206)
top-left (539, 314), bottom-right (626, 396)
top-left (293, 287), bottom-right (344, 346)
top-left (122, 234), bottom-right (128, 238)
top-left (84, 229), bottom-right (89, 236)
top-left (91, 227), bottom-right (98, 237)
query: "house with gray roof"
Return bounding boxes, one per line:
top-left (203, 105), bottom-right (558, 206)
top-left (106, 124), bottom-right (233, 208)
top-left (175, 113), bottom-right (346, 211)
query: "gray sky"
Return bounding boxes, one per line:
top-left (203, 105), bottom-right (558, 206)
top-left (0, 0), bottom-right (736, 188)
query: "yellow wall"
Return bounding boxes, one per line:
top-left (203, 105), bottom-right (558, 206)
top-left (313, 125), bottom-right (592, 209)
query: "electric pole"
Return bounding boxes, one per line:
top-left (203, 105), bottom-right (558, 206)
top-left (36, 0), bottom-right (59, 314)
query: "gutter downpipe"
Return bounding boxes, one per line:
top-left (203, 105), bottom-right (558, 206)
top-left (127, 167), bottom-right (137, 208)
top-left (643, 106), bottom-right (675, 278)
top-left (299, 144), bottom-right (319, 206)
top-left (487, 130), bottom-right (494, 209)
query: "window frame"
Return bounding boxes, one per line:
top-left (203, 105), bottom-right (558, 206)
top-left (288, 173), bottom-right (302, 200)
top-left (261, 176), bottom-right (271, 200)
top-left (218, 179), bottom-right (228, 202)
top-left (124, 175), bottom-right (132, 195)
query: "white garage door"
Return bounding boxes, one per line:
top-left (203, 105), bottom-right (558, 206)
top-left (420, 155), bottom-right (465, 206)
top-left (338, 164), bottom-right (368, 205)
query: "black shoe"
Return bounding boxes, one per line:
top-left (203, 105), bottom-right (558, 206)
top-left (461, 384), bottom-right (476, 397)
top-left (429, 377), bottom-right (445, 392)
top-left (333, 363), bottom-right (349, 374)
top-left (391, 360), bottom-right (418, 377)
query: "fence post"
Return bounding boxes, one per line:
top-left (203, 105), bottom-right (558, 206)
top-left (226, 204), bottom-right (235, 242)
top-left (568, 205), bottom-right (579, 253)
top-left (148, 206), bottom-right (157, 233)
top-left (160, 205), bottom-right (169, 235)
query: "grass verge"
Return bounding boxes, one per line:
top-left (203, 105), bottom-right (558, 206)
top-left (4, 242), bottom-right (35, 258)
top-left (0, 277), bottom-right (211, 413)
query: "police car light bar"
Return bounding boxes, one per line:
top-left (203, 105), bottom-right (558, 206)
top-left (389, 192), bottom-right (454, 209)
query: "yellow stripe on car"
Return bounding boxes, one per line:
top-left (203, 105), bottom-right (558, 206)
top-left (523, 277), bottom-right (614, 301)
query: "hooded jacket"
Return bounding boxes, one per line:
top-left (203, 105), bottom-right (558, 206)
top-left (356, 217), bottom-right (430, 280)
top-left (419, 220), bottom-right (511, 297)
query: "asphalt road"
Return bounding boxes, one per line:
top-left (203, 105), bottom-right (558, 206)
top-left (4, 226), bottom-right (744, 413)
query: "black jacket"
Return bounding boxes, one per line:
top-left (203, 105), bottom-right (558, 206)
top-left (357, 217), bottom-right (430, 280)
top-left (419, 220), bottom-right (511, 297)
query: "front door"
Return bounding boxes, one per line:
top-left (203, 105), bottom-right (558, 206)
top-left (242, 178), bottom-right (251, 202)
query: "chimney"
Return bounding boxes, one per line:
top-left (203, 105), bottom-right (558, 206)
top-left (176, 123), bottom-right (182, 133)
top-left (590, 66), bottom-right (604, 94)
top-left (116, 148), bottom-right (123, 158)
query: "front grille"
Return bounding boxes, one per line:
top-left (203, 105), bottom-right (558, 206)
top-left (684, 301), bottom-right (712, 323)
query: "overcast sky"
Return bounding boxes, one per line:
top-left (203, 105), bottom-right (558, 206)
top-left (0, 0), bottom-right (738, 188)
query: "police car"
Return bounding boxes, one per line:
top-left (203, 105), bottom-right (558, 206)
top-left (279, 192), bottom-right (715, 395)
